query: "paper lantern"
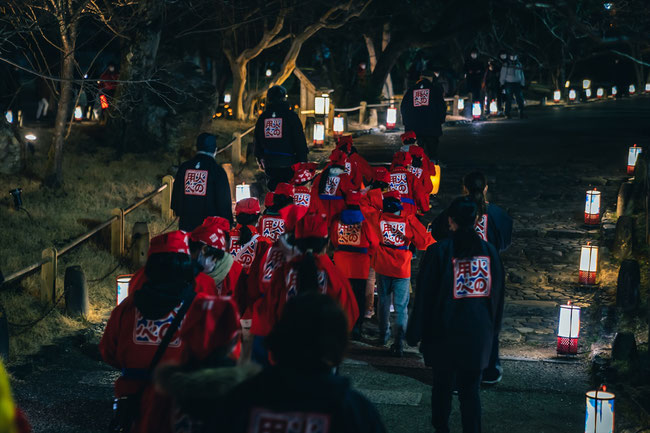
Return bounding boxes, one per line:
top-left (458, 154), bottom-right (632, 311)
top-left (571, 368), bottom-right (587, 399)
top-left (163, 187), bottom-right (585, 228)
top-left (569, 89), bottom-right (577, 101)
top-left (386, 107), bottom-right (397, 129)
top-left (611, 86), bottom-right (617, 96)
top-left (265, 68), bottom-right (272, 77)
top-left (584, 189), bottom-right (601, 225)
top-left (627, 144), bottom-right (642, 175)
top-left (628, 84), bottom-right (636, 95)
top-left (333, 116), bottom-right (344, 135)
top-left (585, 89), bottom-right (592, 99)
top-left (74, 106), bottom-right (83, 121)
top-left (489, 99), bottom-right (498, 114)
top-left (583, 79), bottom-right (591, 89)
top-left (553, 90), bottom-right (561, 102)
top-left (430, 165), bottom-right (441, 195)
top-left (116, 274), bottom-right (133, 306)
top-left (4, 110), bottom-right (12, 124)
top-left (472, 102), bottom-right (481, 119)
top-left (557, 301), bottom-right (580, 355)
top-left (224, 93), bottom-right (231, 103)
top-left (645, 83), bottom-right (650, 93)
top-left (585, 386), bottom-right (615, 433)
top-left (313, 122), bottom-right (325, 145)
top-left (236, 183), bottom-right (251, 202)
top-left (458, 98), bottom-right (465, 111)
top-left (579, 243), bottom-right (598, 285)
top-left (597, 88), bottom-right (604, 98)
top-left (314, 93), bottom-right (330, 116)
top-left (565, 80), bottom-right (570, 88)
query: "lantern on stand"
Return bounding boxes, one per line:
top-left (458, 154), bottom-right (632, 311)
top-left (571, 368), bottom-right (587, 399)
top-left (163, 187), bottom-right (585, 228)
top-left (472, 102), bottom-right (481, 119)
top-left (313, 122), bottom-right (325, 147)
top-left (627, 144), bottom-right (642, 175)
top-left (489, 99), bottom-right (498, 115)
top-left (569, 89), bottom-right (577, 101)
top-left (224, 93), bottom-right (231, 103)
top-left (628, 84), bottom-right (636, 95)
top-left (553, 90), bottom-right (561, 102)
top-left (582, 79), bottom-right (591, 90)
top-left (386, 107), bottom-right (397, 130)
top-left (4, 110), bottom-right (12, 124)
top-left (584, 189), bottom-right (601, 226)
top-left (611, 86), bottom-right (618, 96)
top-left (585, 89), bottom-right (592, 99)
top-left (597, 88), bottom-right (604, 98)
top-left (557, 301), bottom-right (580, 355)
top-left (116, 275), bottom-right (133, 306)
top-left (314, 93), bottom-right (330, 116)
top-left (430, 165), bottom-right (442, 195)
top-left (578, 242), bottom-right (598, 285)
top-left (74, 106), bottom-right (83, 121)
top-left (457, 98), bottom-right (465, 112)
top-left (585, 386), bottom-right (615, 433)
top-left (236, 183), bottom-right (251, 202)
top-left (333, 116), bottom-right (345, 136)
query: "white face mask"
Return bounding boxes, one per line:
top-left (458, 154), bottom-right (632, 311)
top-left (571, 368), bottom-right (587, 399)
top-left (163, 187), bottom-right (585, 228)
top-left (471, 53), bottom-right (478, 59)
top-left (329, 167), bottom-right (345, 176)
top-left (500, 54), bottom-right (507, 60)
top-left (197, 252), bottom-right (217, 274)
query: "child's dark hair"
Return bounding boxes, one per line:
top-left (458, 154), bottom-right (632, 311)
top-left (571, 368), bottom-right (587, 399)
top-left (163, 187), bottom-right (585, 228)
top-left (145, 252), bottom-right (194, 285)
top-left (268, 193), bottom-right (293, 213)
top-left (236, 213), bottom-right (260, 244)
top-left (294, 237), bottom-right (328, 294)
top-left (463, 171), bottom-right (487, 216)
top-left (411, 156), bottom-right (423, 168)
top-left (448, 196), bottom-right (483, 259)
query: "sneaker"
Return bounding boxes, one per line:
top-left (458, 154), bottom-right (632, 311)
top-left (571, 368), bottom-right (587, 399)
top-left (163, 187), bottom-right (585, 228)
top-left (481, 368), bottom-right (503, 385)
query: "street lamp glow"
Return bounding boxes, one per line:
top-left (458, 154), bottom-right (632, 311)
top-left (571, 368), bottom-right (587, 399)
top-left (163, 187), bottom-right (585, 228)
top-left (557, 301), bottom-right (580, 355)
top-left (4, 110), bottom-right (13, 124)
top-left (582, 79), bottom-right (591, 89)
top-left (585, 386), bottom-right (615, 433)
top-left (585, 89), bottom-right (592, 98)
top-left (74, 106), bottom-right (83, 120)
top-left (489, 99), bottom-right (498, 114)
top-left (116, 274), bottom-right (132, 306)
top-left (236, 183), bottom-right (251, 202)
top-left (612, 86), bottom-right (618, 96)
top-left (578, 243), bottom-right (598, 285)
top-left (265, 68), bottom-right (272, 77)
top-left (314, 94), bottom-right (330, 116)
top-left (333, 116), bottom-right (344, 135)
top-left (25, 134), bottom-right (37, 141)
top-left (596, 88), bottom-right (604, 98)
top-left (627, 144), bottom-right (642, 174)
top-left (313, 122), bottom-right (325, 145)
top-left (628, 84), bottom-right (636, 95)
top-left (569, 89), bottom-right (577, 101)
top-left (584, 189), bottom-right (601, 226)
top-left (386, 107), bottom-right (397, 129)
top-left (472, 102), bottom-right (481, 119)
top-left (553, 90), bottom-right (561, 102)
top-left (224, 93), bottom-right (231, 103)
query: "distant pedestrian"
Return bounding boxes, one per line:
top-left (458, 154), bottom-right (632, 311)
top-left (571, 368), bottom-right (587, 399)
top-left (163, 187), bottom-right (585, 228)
top-left (400, 71), bottom-right (447, 162)
top-left (464, 49), bottom-right (485, 108)
top-left (253, 85), bottom-right (309, 191)
top-left (407, 197), bottom-right (505, 433)
top-left (99, 63), bottom-right (119, 98)
top-left (500, 53), bottom-right (526, 119)
top-left (171, 133), bottom-right (233, 232)
top-left (35, 77), bottom-right (50, 120)
top-left (483, 61), bottom-right (501, 114)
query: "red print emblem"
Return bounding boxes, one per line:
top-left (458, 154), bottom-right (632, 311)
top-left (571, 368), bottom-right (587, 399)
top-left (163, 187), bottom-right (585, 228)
top-left (323, 176), bottom-right (341, 196)
top-left (248, 408), bottom-right (330, 433)
top-left (133, 305), bottom-right (183, 347)
top-left (184, 169), bottom-right (208, 196)
top-left (235, 236), bottom-right (259, 270)
top-left (380, 221), bottom-right (406, 247)
top-left (230, 235), bottom-right (242, 257)
top-left (413, 88), bottom-right (430, 107)
top-left (261, 217), bottom-right (285, 242)
top-left (337, 222), bottom-right (361, 246)
top-left (453, 256), bottom-right (491, 299)
top-left (264, 118), bottom-right (283, 139)
top-left (389, 173), bottom-right (409, 195)
top-left (474, 214), bottom-right (488, 242)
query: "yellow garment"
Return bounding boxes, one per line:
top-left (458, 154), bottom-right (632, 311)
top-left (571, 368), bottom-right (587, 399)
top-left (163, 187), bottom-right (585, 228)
top-left (0, 361), bottom-right (17, 433)
top-left (430, 164), bottom-right (441, 195)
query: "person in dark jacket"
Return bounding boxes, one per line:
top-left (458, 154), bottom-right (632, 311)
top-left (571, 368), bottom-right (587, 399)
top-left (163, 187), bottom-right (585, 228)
top-left (499, 53), bottom-right (526, 119)
top-left (483, 61), bottom-right (501, 115)
top-left (254, 85), bottom-right (309, 191)
top-left (218, 293), bottom-right (386, 433)
top-left (407, 197), bottom-right (505, 433)
top-left (171, 133), bottom-right (233, 232)
top-left (400, 71), bottom-right (447, 162)
top-left (465, 49), bottom-right (485, 107)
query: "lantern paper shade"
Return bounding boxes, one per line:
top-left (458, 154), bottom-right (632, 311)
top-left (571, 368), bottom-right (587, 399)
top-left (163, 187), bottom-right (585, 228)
top-left (116, 275), bottom-right (133, 306)
top-left (585, 89), bottom-right (592, 98)
top-left (315, 94), bottom-right (330, 115)
top-left (569, 89), bottom-right (577, 101)
top-left (628, 84), bottom-right (635, 95)
top-left (579, 244), bottom-right (598, 285)
top-left (489, 99), bottom-right (498, 114)
top-left (4, 110), bottom-right (12, 124)
top-left (627, 145), bottom-right (642, 175)
top-left (74, 106), bottom-right (83, 120)
top-left (584, 189), bottom-right (601, 225)
top-left (645, 83), bottom-right (650, 93)
top-left (565, 80), bottom-right (570, 88)
top-left (386, 107), bottom-right (397, 129)
top-left (597, 88), bottom-right (604, 98)
top-left (553, 90), bottom-right (561, 102)
top-left (313, 123), bottom-right (325, 145)
top-left (583, 79), bottom-right (591, 89)
top-left (458, 98), bottom-right (465, 111)
top-left (224, 93), bottom-right (231, 103)
top-left (236, 183), bottom-right (251, 202)
top-left (585, 387), bottom-right (615, 433)
top-left (611, 86), bottom-right (618, 96)
top-left (472, 102), bottom-right (481, 119)
top-left (557, 303), bottom-right (580, 355)
top-left (333, 116), bottom-right (344, 135)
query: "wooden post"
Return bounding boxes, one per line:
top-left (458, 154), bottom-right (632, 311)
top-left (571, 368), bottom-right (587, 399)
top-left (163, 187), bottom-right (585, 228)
top-left (359, 101), bottom-right (367, 124)
top-left (222, 163), bottom-right (236, 202)
top-left (161, 175), bottom-right (174, 220)
top-left (111, 208), bottom-right (124, 258)
top-left (232, 132), bottom-right (242, 172)
top-left (453, 95), bottom-right (460, 116)
top-left (40, 247), bottom-right (57, 304)
top-left (131, 222), bottom-right (150, 268)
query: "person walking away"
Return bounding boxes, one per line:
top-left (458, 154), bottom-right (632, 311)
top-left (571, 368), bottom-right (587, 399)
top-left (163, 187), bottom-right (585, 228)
top-left (400, 71), bottom-right (447, 162)
top-left (35, 77), bottom-right (50, 120)
top-left (464, 49), bottom-right (485, 112)
top-left (229, 198), bottom-right (272, 272)
top-left (407, 197), bottom-right (505, 433)
top-left (309, 149), bottom-right (355, 227)
top-left (171, 133), bottom-right (233, 232)
top-left (257, 183), bottom-right (295, 243)
top-left (371, 191), bottom-right (434, 356)
top-left (99, 63), bottom-right (119, 98)
top-left (290, 162), bottom-right (318, 212)
top-left (483, 61), bottom-right (501, 116)
top-left (499, 53), bottom-right (526, 119)
top-left (100, 231), bottom-right (241, 433)
top-left (253, 85), bottom-right (309, 191)
top-left (336, 135), bottom-right (374, 189)
top-left (389, 151), bottom-right (430, 216)
top-left (330, 191), bottom-right (379, 339)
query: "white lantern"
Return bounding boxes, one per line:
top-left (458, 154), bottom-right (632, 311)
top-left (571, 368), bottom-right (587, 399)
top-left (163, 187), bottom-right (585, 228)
top-left (116, 274), bottom-right (133, 306)
top-left (313, 122), bottom-right (325, 145)
top-left (629, 84), bottom-right (636, 95)
top-left (472, 102), bottom-right (481, 119)
top-left (236, 183), bottom-right (251, 202)
top-left (569, 89), bottom-right (577, 101)
top-left (584, 189), bottom-right (601, 226)
top-left (557, 302), bottom-right (580, 355)
top-left (489, 99), bottom-right (498, 114)
top-left (458, 98), bottom-right (465, 111)
top-left (4, 110), bottom-right (12, 124)
top-left (553, 90), bottom-right (561, 102)
top-left (645, 83), bottom-right (650, 93)
top-left (25, 134), bottom-right (37, 141)
top-left (386, 107), bottom-right (397, 129)
top-left (597, 88), bottom-right (604, 98)
top-left (627, 144), bottom-right (642, 174)
top-left (583, 79), bottom-right (591, 89)
top-left (585, 89), bottom-right (592, 99)
top-left (265, 68), bottom-right (272, 77)
top-left (585, 386), bottom-right (615, 433)
top-left (224, 93), bottom-right (231, 103)
top-left (333, 116), bottom-right (344, 135)
top-left (74, 106), bottom-right (83, 121)
top-left (579, 243), bottom-right (598, 285)
top-left (611, 86), bottom-right (617, 96)
top-left (564, 80), bottom-right (570, 88)
top-left (314, 93), bottom-right (330, 116)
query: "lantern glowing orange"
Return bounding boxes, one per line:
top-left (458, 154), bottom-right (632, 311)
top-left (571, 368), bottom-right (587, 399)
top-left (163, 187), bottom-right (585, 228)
top-left (627, 144), bottom-right (642, 175)
top-left (585, 385), bottom-right (615, 433)
top-left (99, 94), bottom-right (109, 109)
top-left (584, 189), bottom-right (601, 225)
top-left (333, 116), bottom-right (344, 135)
top-left (557, 301), bottom-right (580, 355)
top-left (578, 243), bottom-right (598, 285)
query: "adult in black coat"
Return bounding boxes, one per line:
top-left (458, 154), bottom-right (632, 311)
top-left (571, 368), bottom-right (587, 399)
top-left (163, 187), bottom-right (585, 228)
top-left (407, 197), bottom-right (505, 433)
top-left (465, 49), bottom-right (485, 105)
top-left (171, 133), bottom-right (233, 232)
top-left (254, 85), bottom-right (309, 191)
top-left (400, 72), bottom-right (447, 162)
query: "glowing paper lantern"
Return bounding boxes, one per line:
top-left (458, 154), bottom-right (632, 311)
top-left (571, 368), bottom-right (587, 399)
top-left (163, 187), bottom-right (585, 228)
top-left (629, 84), bottom-right (636, 95)
top-left (265, 68), bottom-right (272, 77)
top-left (386, 107), bottom-right (397, 129)
top-left (612, 86), bottom-right (617, 96)
top-left (553, 90), bottom-right (561, 102)
top-left (333, 116), bottom-right (344, 135)
top-left (569, 89), bottom-right (577, 101)
top-left (313, 122), bottom-right (325, 145)
top-left (584, 189), bottom-right (601, 226)
top-left (585, 386), bottom-right (615, 433)
top-left (74, 106), bottom-right (83, 121)
top-left (314, 93), bottom-right (330, 116)
top-left (224, 93), bottom-right (231, 103)
top-left (430, 164), bottom-right (441, 195)
top-left (579, 243), bottom-right (598, 285)
top-left (564, 80), bottom-right (570, 88)
top-left (457, 98), bottom-right (465, 112)
top-left (116, 275), bottom-right (133, 306)
top-left (489, 99), bottom-right (498, 115)
top-left (583, 79), bottom-right (591, 89)
top-left (627, 144), bottom-right (642, 174)
top-left (4, 110), bottom-right (12, 124)
top-left (597, 88), bottom-right (604, 98)
top-left (236, 183), bottom-right (251, 202)
top-left (472, 102), bottom-right (481, 119)
top-left (585, 89), bottom-right (592, 99)
top-left (557, 301), bottom-right (580, 355)
top-left (99, 94), bottom-right (109, 109)
top-left (645, 83), bottom-right (650, 93)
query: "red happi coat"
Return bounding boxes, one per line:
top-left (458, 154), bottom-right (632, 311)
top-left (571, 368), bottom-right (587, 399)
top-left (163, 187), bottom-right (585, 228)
top-left (250, 253), bottom-right (359, 337)
top-left (128, 267), bottom-right (217, 297)
top-left (388, 166), bottom-right (430, 215)
top-left (330, 212), bottom-right (379, 280)
top-left (293, 185), bottom-right (312, 210)
top-left (360, 188), bottom-right (385, 220)
top-left (309, 172), bottom-right (356, 227)
top-left (100, 287), bottom-right (240, 433)
top-left (213, 260), bottom-right (243, 298)
top-left (370, 212), bottom-right (435, 279)
top-left (408, 164), bottom-right (433, 197)
top-left (257, 213), bottom-right (287, 243)
top-left (229, 225), bottom-right (273, 273)
top-left (347, 152), bottom-right (374, 187)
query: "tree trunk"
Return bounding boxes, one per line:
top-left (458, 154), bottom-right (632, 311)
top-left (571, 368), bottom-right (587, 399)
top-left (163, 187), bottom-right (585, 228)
top-left (365, 38), bottom-right (408, 102)
top-left (230, 60), bottom-right (247, 121)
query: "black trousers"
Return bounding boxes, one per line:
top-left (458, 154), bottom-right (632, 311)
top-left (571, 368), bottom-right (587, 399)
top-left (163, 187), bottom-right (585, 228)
top-left (432, 365), bottom-right (482, 433)
top-left (349, 278), bottom-right (367, 329)
top-left (416, 135), bottom-right (440, 162)
top-left (265, 166), bottom-right (294, 191)
top-left (483, 332), bottom-right (502, 377)
top-left (504, 83), bottom-right (525, 116)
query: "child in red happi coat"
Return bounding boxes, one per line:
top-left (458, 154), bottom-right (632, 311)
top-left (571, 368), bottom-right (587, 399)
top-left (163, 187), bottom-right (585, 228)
top-left (389, 151), bottom-right (430, 216)
top-left (309, 149), bottom-right (356, 227)
top-left (336, 135), bottom-right (374, 189)
top-left (257, 183), bottom-right (295, 243)
top-left (290, 161), bottom-right (318, 218)
top-left (330, 191), bottom-right (379, 339)
top-left (229, 198), bottom-right (272, 273)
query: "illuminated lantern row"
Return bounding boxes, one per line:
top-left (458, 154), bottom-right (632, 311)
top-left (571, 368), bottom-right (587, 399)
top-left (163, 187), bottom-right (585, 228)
top-left (557, 301), bottom-right (580, 355)
top-left (386, 107), bottom-right (397, 130)
top-left (553, 90), bottom-right (561, 102)
top-left (627, 144), bottom-right (642, 175)
top-left (333, 116), bottom-right (345, 136)
top-left (582, 79), bottom-right (591, 89)
top-left (236, 183), bottom-right (251, 202)
top-left (569, 89), bottom-right (577, 101)
top-left (611, 86), bottom-right (618, 96)
top-left (458, 98), bottom-right (465, 112)
top-left (315, 93), bottom-right (330, 116)
top-left (578, 242), bottom-right (598, 285)
top-left (628, 84), bottom-right (636, 95)
top-left (585, 89), bottom-right (592, 99)
top-left (585, 386), bottom-right (615, 433)
top-left (313, 122), bottom-right (325, 145)
top-left (116, 274), bottom-right (132, 305)
top-left (74, 106), bottom-right (83, 121)
top-left (472, 102), bottom-right (481, 119)
top-left (584, 189), bottom-right (601, 226)
top-left (596, 88), bottom-right (604, 98)
top-left (4, 110), bottom-right (13, 124)
top-left (489, 99), bottom-right (498, 115)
